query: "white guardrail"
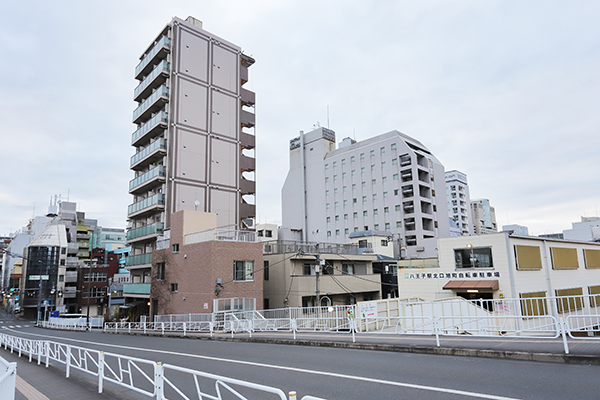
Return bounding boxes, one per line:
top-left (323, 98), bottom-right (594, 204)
top-left (0, 332), bottom-right (325, 400)
top-left (0, 354), bottom-right (17, 400)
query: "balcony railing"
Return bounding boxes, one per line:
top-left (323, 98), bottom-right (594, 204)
top-left (132, 111), bottom-right (168, 146)
top-left (135, 36), bottom-right (171, 79)
top-left (126, 253), bottom-right (152, 267)
top-left (185, 228), bottom-right (257, 245)
top-left (128, 194), bottom-right (165, 217)
top-left (127, 222), bottom-right (164, 241)
top-left (134, 60), bottom-right (170, 101)
top-left (129, 165), bottom-right (166, 193)
top-left (123, 283), bottom-right (151, 295)
top-left (133, 85), bottom-right (169, 124)
top-left (130, 138), bottom-right (167, 168)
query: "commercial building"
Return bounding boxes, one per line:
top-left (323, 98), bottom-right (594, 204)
top-left (444, 170), bottom-right (472, 236)
top-left (281, 128), bottom-right (450, 259)
top-left (471, 198), bottom-right (497, 234)
top-left (126, 17), bottom-right (256, 317)
top-left (563, 216), bottom-right (600, 242)
top-left (397, 232), bottom-right (600, 304)
top-left (502, 224), bottom-right (529, 236)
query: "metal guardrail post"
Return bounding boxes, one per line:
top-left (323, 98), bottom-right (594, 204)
top-left (66, 345), bottom-right (71, 378)
top-left (289, 391), bottom-right (297, 400)
top-left (209, 322), bottom-right (214, 337)
top-left (154, 362), bottom-right (164, 400)
top-left (350, 318), bottom-right (356, 343)
top-left (183, 322), bottom-right (186, 336)
top-left (98, 352), bottom-right (104, 393)
top-left (559, 316), bottom-right (570, 354)
top-left (292, 319), bottom-right (297, 340)
top-left (161, 322), bottom-right (165, 335)
top-left (434, 318), bottom-right (441, 347)
top-left (45, 342), bottom-right (50, 368)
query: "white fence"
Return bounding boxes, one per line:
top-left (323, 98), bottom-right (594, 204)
top-left (38, 316), bottom-right (104, 330)
top-left (0, 355), bottom-right (16, 400)
top-left (108, 295), bottom-right (600, 354)
top-left (0, 332), bottom-right (325, 400)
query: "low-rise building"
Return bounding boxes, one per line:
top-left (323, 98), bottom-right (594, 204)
top-left (262, 240), bottom-right (385, 309)
top-left (149, 210), bottom-right (263, 319)
top-left (398, 232), bottom-right (600, 304)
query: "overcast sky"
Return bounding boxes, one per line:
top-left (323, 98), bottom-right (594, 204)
top-left (1, 1), bottom-right (599, 237)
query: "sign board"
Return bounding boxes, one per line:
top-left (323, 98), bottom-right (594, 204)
top-left (203, 303), bottom-right (209, 310)
top-left (359, 301), bottom-right (378, 318)
top-left (28, 275), bottom-right (50, 281)
top-left (50, 311), bottom-right (60, 318)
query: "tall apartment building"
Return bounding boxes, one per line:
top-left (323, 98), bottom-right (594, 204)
top-left (471, 198), bottom-right (497, 234)
top-left (444, 170), bottom-right (473, 236)
top-left (126, 17), bottom-right (255, 313)
top-left (282, 128), bottom-right (450, 259)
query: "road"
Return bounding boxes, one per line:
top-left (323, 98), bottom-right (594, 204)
top-left (1, 316), bottom-right (599, 400)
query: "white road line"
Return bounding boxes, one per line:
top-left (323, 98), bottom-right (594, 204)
top-left (9, 330), bottom-right (523, 400)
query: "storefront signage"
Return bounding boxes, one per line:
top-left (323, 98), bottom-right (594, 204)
top-left (404, 271), bottom-right (500, 280)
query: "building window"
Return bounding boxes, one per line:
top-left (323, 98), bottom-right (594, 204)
top-left (384, 207), bottom-right (389, 213)
top-left (393, 174), bottom-right (399, 180)
top-left (520, 291), bottom-right (547, 316)
top-left (374, 224), bottom-right (379, 230)
top-left (341, 159), bottom-right (346, 165)
top-left (353, 198), bottom-right (357, 204)
top-left (363, 211), bottom-right (368, 216)
top-left (60, 259), bottom-right (65, 266)
top-left (303, 263), bottom-right (313, 275)
top-left (325, 164), bottom-right (329, 170)
top-left (84, 272), bottom-right (108, 282)
top-left (383, 191), bottom-right (388, 198)
top-left (353, 212), bottom-right (358, 218)
top-left (551, 247), bottom-right (578, 269)
top-left (351, 156), bottom-right (355, 162)
top-left (325, 177), bottom-right (329, 183)
top-left (372, 194), bottom-right (377, 201)
top-left (556, 287), bottom-right (583, 313)
top-left (345, 228), bottom-right (349, 234)
top-left (333, 161), bottom-right (337, 167)
top-left (343, 200), bottom-right (348, 207)
top-left (327, 231), bottom-right (331, 237)
top-left (391, 143), bottom-right (397, 150)
top-left (380, 147), bottom-right (385, 153)
top-left (172, 244), bottom-right (179, 253)
top-left (370, 150), bottom-right (375, 156)
top-left (344, 214), bottom-right (348, 220)
top-left (335, 215), bottom-right (340, 221)
top-left (381, 240), bottom-right (388, 246)
top-left (392, 158), bottom-right (398, 165)
top-left (234, 260), bottom-right (254, 281)
top-left (454, 247), bottom-right (493, 269)
top-left (326, 217), bottom-right (331, 223)
top-left (394, 189), bottom-right (399, 195)
top-left (372, 179), bottom-right (376, 185)
top-left (265, 230), bottom-right (273, 238)
top-left (360, 153), bottom-right (365, 159)
top-left (362, 196), bottom-right (367, 203)
top-left (335, 229), bottom-right (340, 236)
top-left (385, 223), bottom-right (390, 230)
top-left (584, 249), bottom-right (600, 269)
top-left (373, 209), bottom-right (378, 215)
top-left (362, 181), bottom-right (366, 188)
top-left (371, 165), bottom-right (375, 171)
top-left (156, 262), bottom-right (165, 280)
top-left (382, 177), bottom-right (387, 183)
top-left (263, 260), bottom-right (269, 281)
top-left (342, 264), bottom-right (354, 275)
top-left (396, 221), bottom-right (402, 228)
top-left (354, 227), bottom-right (358, 232)
top-left (589, 285), bottom-right (600, 307)
top-left (171, 283), bottom-right (178, 293)
top-left (515, 245), bottom-right (542, 270)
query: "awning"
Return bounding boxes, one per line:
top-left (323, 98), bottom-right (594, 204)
top-left (443, 280), bottom-right (499, 291)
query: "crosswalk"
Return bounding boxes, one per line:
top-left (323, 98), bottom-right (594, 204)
top-left (0, 320), bottom-right (30, 329)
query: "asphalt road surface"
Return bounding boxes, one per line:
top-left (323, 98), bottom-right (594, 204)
top-left (2, 317), bottom-right (599, 400)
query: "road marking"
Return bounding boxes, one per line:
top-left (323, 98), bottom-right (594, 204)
top-left (10, 330), bottom-right (522, 400)
top-left (16, 375), bottom-right (50, 400)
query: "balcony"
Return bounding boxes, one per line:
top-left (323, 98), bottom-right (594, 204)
top-left (127, 222), bottom-right (164, 242)
top-left (240, 66), bottom-right (248, 85)
top-left (128, 194), bottom-right (165, 218)
top-left (241, 88), bottom-right (255, 107)
top-left (240, 201), bottom-right (256, 219)
top-left (185, 228), bottom-right (257, 245)
top-left (130, 138), bottom-right (167, 169)
top-left (132, 111), bottom-right (168, 146)
top-left (63, 287), bottom-right (77, 299)
top-left (240, 110), bottom-right (255, 128)
top-left (64, 271), bottom-right (78, 283)
top-left (135, 36), bottom-right (171, 80)
top-left (132, 85), bottom-right (169, 125)
top-left (240, 132), bottom-right (255, 149)
top-left (239, 177), bottom-right (255, 195)
top-left (134, 60), bottom-right (170, 102)
top-left (77, 251), bottom-right (90, 258)
top-left (129, 165), bottom-right (166, 194)
top-left (123, 283), bottom-right (151, 296)
top-left (240, 154), bottom-right (255, 172)
top-left (126, 253), bottom-right (152, 267)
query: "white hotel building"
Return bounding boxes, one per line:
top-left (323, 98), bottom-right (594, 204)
top-left (282, 128), bottom-right (450, 259)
